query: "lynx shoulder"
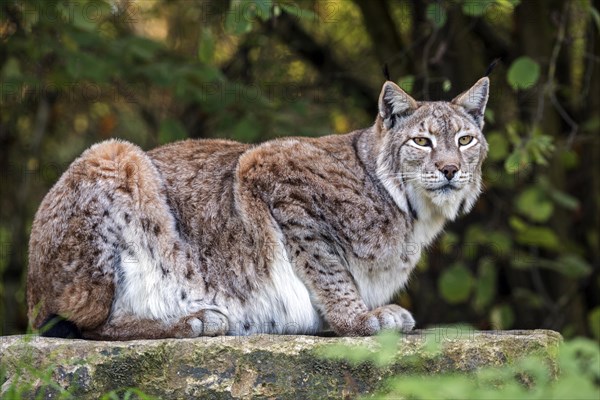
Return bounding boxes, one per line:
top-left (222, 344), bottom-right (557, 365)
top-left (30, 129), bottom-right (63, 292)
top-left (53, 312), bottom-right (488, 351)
top-left (27, 78), bottom-right (489, 339)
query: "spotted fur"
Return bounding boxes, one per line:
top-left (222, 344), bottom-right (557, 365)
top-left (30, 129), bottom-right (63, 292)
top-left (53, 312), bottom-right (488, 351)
top-left (27, 78), bottom-right (489, 339)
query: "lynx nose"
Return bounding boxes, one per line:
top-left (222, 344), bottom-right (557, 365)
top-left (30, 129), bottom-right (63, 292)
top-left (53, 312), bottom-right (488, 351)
top-left (440, 164), bottom-right (459, 180)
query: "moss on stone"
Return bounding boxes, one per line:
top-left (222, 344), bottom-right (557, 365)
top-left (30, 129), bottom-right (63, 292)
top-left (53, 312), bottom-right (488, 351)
top-left (0, 330), bottom-right (562, 399)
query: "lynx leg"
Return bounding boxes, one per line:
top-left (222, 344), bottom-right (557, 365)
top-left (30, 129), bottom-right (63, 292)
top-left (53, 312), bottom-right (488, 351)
top-left (278, 226), bottom-right (414, 336)
top-left (83, 310), bottom-right (229, 340)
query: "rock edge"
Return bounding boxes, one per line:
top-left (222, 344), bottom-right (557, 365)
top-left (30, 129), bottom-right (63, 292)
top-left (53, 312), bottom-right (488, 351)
top-left (0, 329), bottom-right (562, 399)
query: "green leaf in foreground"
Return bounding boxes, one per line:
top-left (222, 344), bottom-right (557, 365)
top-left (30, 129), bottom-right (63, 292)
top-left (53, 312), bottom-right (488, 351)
top-left (198, 28), bottom-right (215, 63)
top-left (516, 187), bottom-right (554, 223)
top-left (473, 258), bottom-right (497, 312)
top-left (507, 56), bottom-right (541, 90)
top-left (438, 263), bottom-right (474, 304)
top-left (367, 338), bottom-right (600, 400)
top-left (588, 307), bottom-right (600, 341)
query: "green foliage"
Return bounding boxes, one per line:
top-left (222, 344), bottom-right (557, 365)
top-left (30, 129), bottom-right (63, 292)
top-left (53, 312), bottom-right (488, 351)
top-left (438, 263), bottom-right (474, 304)
top-left (507, 56), bottom-right (541, 90)
top-left (426, 3), bottom-right (447, 28)
top-left (473, 258), bottom-right (497, 312)
top-left (320, 331), bottom-right (600, 400)
top-left (461, 0), bottom-right (497, 17)
top-left (588, 307), bottom-right (600, 341)
top-left (197, 28), bottom-right (215, 64)
top-left (99, 388), bottom-right (157, 400)
top-left (1, 0), bottom-right (598, 340)
top-left (398, 75), bottom-right (415, 93)
top-left (490, 303), bottom-right (516, 329)
top-left (516, 186), bottom-right (554, 223)
top-left (0, 337), bottom-right (157, 399)
top-left (277, 2), bottom-right (317, 20)
top-left (319, 328), bottom-right (444, 368)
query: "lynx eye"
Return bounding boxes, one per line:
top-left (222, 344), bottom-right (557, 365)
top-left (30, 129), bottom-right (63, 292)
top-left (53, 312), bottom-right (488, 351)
top-left (458, 135), bottom-right (474, 146)
top-left (413, 137), bottom-right (432, 147)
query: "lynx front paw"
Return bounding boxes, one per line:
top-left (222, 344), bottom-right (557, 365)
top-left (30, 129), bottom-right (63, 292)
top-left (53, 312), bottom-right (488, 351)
top-left (181, 310), bottom-right (229, 337)
top-left (356, 304), bottom-right (415, 336)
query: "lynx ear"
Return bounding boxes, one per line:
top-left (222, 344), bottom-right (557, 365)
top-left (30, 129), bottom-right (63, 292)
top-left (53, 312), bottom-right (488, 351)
top-left (378, 81), bottom-right (418, 128)
top-left (451, 77), bottom-right (489, 129)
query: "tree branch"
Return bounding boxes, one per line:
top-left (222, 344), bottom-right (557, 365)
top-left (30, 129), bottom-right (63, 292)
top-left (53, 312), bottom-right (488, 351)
top-left (353, 0), bottom-right (413, 79)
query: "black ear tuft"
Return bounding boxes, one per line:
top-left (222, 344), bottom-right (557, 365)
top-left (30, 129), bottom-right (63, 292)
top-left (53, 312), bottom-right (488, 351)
top-left (382, 64), bottom-right (391, 81)
top-left (39, 314), bottom-right (83, 339)
top-left (484, 58), bottom-right (501, 77)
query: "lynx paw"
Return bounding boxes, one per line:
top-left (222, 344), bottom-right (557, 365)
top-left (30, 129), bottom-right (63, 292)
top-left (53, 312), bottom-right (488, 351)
top-left (357, 304), bottom-right (415, 335)
top-left (183, 310), bottom-right (229, 337)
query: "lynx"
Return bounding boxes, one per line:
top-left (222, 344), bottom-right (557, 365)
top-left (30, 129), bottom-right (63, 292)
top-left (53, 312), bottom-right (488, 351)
top-left (27, 78), bottom-right (489, 339)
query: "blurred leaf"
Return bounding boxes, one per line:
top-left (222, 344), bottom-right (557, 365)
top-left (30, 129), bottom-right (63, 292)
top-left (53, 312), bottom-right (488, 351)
top-left (439, 231), bottom-right (459, 254)
top-left (515, 187), bottom-right (554, 223)
top-left (507, 56), bottom-right (540, 90)
top-left (464, 224), bottom-right (486, 246)
top-left (65, 52), bottom-right (113, 82)
top-left (462, 0), bottom-right (495, 16)
top-left (509, 250), bottom-right (536, 269)
top-left (473, 258), bottom-right (496, 312)
top-left (525, 130), bottom-right (554, 165)
top-left (559, 149), bottom-right (579, 170)
top-left (59, 1), bottom-right (112, 32)
top-left (504, 148), bottom-right (529, 173)
top-left (2, 58), bottom-right (22, 79)
top-left (438, 263), bottom-right (474, 304)
top-left (254, 0), bottom-right (273, 19)
top-left (139, 63), bottom-right (175, 86)
top-left (589, 5), bottom-right (600, 33)
top-left (225, 2), bottom-right (252, 35)
top-left (318, 340), bottom-right (374, 366)
top-left (484, 108), bottom-right (495, 123)
top-left (588, 307), bottom-right (600, 341)
top-left (513, 288), bottom-right (543, 308)
top-left (374, 330), bottom-right (400, 367)
top-left (581, 115), bottom-right (600, 133)
top-left (510, 217), bottom-right (560, 250)
top-left (398, 75), bottom-right (415, 94)
top-left (158, 119), bottom-right (188, 144)
top-left (486, 132), bottom-right (508, 161)
top-left (509, 215), bottom-right (528, 231)
top-left (442, 79), bottom-right (452, 92)
top-left (126, 37), bottom-right (162, 62)
top-left (516, 227), bottom-right (560, 250)
top-left (549, 189), bottom-right (579, 211)
top-left (198, 28), bottom-right (215, 63)
top-left (554, 254), bottom-right (592, 278)
top-left (490, 304), bottom-right (514, 329)
top-left (487, 231), bottom-right (512, 255)
top-left (416, 252), bottom-right (428, 271)
top-left (427, 3), bottom-right (447, 28)
top-left (279, 3), bottom-right (317, 20)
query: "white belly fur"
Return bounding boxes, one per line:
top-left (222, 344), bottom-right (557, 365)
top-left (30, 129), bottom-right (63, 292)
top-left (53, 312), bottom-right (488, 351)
top-left (226, 237), bottom-right (323, 335)
top-left (111, 225), bottom-right (187, 322)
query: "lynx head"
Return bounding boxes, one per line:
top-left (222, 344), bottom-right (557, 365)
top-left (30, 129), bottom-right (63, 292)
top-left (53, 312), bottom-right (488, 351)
top-left (375, 78), bottom-right (489, 221)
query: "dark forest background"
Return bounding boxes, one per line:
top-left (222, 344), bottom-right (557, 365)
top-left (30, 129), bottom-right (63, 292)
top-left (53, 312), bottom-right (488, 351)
top-left (0, 0), bottom-right (598, 339)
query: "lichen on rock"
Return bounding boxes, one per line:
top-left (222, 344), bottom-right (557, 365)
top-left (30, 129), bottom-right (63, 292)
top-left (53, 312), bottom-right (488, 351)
top-left (0, 329), bottom-right (562, 399)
